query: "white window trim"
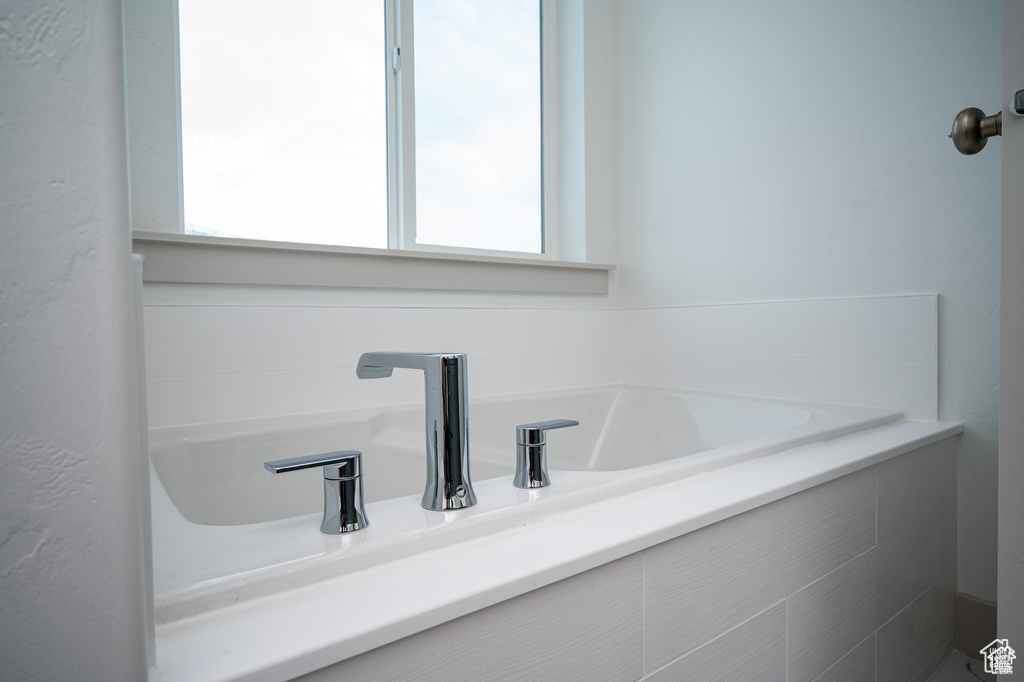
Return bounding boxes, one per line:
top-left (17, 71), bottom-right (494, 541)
top-left (124, 0), bottom-right (613, 291)
top-left (132, 230), bottom-right (613, 294)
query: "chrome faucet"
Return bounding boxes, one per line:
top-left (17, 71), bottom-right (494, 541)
top-left (264, 450), bottom-right (368, 534)
top-left (514, 419), bottom-right (579, 489)
top-left (356, 352), bottom-right (476, 511)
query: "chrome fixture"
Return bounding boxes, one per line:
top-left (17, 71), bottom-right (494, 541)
top-left (514, 419), bottom-right (579, 489)
top-left (264, 451), bottom-right (368, 534)
top-left (356, 352), bottom-right (476, 511)
top-left (949, 106), bottom-right (1002, 155)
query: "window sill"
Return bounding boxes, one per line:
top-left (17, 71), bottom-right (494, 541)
top-left (132, 232), bottom-right (615, 295)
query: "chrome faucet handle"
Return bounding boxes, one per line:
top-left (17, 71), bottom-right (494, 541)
top-left (265, 450), bottom-right (368, 534)
top-left (514, 419), bottom-right (579, 489)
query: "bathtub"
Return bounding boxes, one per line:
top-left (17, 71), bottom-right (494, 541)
top-left (147, 385), bottom-right (958, 681)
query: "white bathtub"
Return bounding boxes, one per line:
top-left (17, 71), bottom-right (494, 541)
top-left (149, 385), bottom-right (902, 621)
top-left (147, 383), bottom-right (970, 682)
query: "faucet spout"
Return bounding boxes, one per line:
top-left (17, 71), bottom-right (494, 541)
top-left (356, 352), bottom-right (476, 511)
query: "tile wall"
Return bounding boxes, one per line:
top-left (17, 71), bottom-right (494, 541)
top-left (144, 294), bottom-right (937, 427)
top-left (144, 307), bottom-right (618, 427)
top-left (618, 295), bottom-right (938, 420)
top-left (294, 437), bottom-right (957, 682)
top-left (142, 293), bottom-right (950, 679)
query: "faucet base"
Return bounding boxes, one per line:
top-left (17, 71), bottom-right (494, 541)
top-left (423, 482), bottom-right (477, 511)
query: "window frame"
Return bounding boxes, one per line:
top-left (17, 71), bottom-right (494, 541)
top-left (124, 0), bottom-right (614, 292)
top-left (387, 0), bottom-right (556, 260)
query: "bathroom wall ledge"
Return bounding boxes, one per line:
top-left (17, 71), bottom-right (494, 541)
top-left (132, 232), bottom-right (615, 294)
top-left (149, 419), bottom-right (961, 682)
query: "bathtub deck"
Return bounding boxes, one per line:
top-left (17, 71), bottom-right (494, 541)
top-left (150, 418), bottom-right (960, 682)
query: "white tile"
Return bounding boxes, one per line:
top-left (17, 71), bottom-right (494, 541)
top-left (616, 352), bottom-right (705, 390)
top-left (294, 554), bottom-right (644, 682)
top-left (938, 501), bottom-right (956, 579)
top-left (471, 354), bottom-right (618, 397)
top-left (798, 295), bottom-right (938, 364)
top-left (812, 634), bottom-right (876, 682)
top-left (876, 515), bottom-right (940, 626)
top-left (619, 295), bottom-right (937, 363)
top-left (617, 296), bottom-right (938, 419)
top-left (876, 572), bottom-right (955, 682)
top-left (788, 515), bottom-right (944, 682)
top-left (146, 367), bottom-right (424, 427)
top-left (877, 439), bottom-right (957, 543)
top-left (644, 602), bottom-right (786, 682)
top-left (643, 470), bottom-right (875, 671)
top-left (146, 295), bottom-right (938, 426)
top-left (701, 356), bottom-right (936, 419)
top-left (145, 307), bottom-right (617, 378)
top-left (915, 640), bottom-right (958, 682)
top-left (147, 354), bottom-right (619, 428)
top-left (619, 302), bottom-right (803, 358)
top-left (787, 549), bottom-right (879, 682)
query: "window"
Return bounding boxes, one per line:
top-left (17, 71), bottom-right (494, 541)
top-left (176, 0), bottom-right (546, 256)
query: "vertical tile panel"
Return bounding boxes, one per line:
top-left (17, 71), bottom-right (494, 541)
top-left (643, 470), bottom-right (875, 671)
top-left (877, 439), bottom-right (957, 544)
top-left (789, 510), bottom-right (945, 682)
top-left (700, 356), bottom-right (936, 419)
top-left (937, 501), bottom-right (957, 581)
top-left (811, 634), bottom-right (876, 682)
top-left (787, 548), bottom-right (879, 682)
top-left (876, 515), bottom-right (940, 626)
top-left (876, 571), bottom-right (955, 682)
top-left (798, 295), bottom-right (937, 363)
top-left (617, 352), bottom-right (706, 391)
top-left (617, 296), bottom-right (938, 419)
top-left (144, 307), bottom-right (619, 427)
top-left (145, 306), bottom-right (619, 378)
top-left (296, 554), bottom-right (644, 682)
top-left (909, 639), bottom-right (956, 682)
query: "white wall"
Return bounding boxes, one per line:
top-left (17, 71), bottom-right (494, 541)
top-left (0, 0), bottom-right (149, 679)
top-left (614, 0), bottom-right (1003, 603)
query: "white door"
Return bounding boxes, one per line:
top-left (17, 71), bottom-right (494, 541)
top-left (999, 0), bottom-right (1024, 643)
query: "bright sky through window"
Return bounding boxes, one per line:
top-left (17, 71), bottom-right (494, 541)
top-left (178, 0), bottom-right (542, 254)
top-left (413, 0), bottom-right (542, 253)
top-left (178, 0), bottom-right (388, 248)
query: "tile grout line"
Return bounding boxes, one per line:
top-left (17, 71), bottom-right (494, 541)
top-left (642, 600), bottom-right (787, 680)
top-left (785, 596), bottom-right (790, 682)
top-left (641, 548), bottom-right (646, 680)
top-left (874, 465), bottom-right (879, 550)
top-left (874, 631), bottom-right (878, 682)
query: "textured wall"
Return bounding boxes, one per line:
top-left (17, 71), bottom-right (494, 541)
top-left (0, 0), bottom-right (148, 678)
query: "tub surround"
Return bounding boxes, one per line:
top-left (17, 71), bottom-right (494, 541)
top-left (151, 420), bottom-right (959, 682)
top-left (618, 295), bottom-right (938, 420)
top-left (149, 388), bottom-right (902, 613)
top-left (143, 306), bottom-right (618, 428)
top-left (143, 294), bottom-right (937, 428)
top-left (144, 293), bottom-right (951, 681)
